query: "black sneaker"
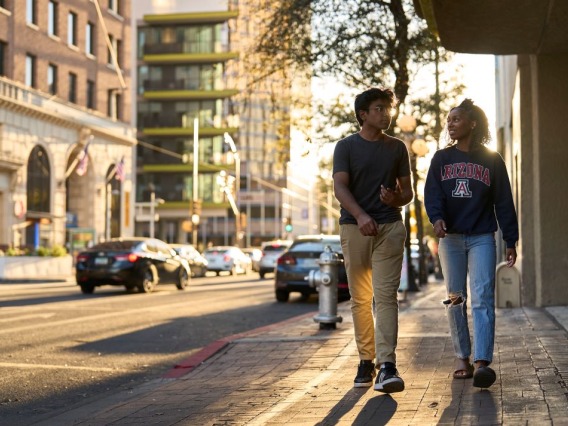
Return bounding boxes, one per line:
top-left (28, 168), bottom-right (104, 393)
top-left (354, 360), bottom-right (376, 388)
top-left (374, 362), bottom-right (405, 393)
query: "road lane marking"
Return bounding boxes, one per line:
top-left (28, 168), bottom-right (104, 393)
top-left (0, 288), bottom-right (270, 335)
top-left (0, 362), bottom-right (128, 372)
top-left (0, 313), bottom-right (55, 323)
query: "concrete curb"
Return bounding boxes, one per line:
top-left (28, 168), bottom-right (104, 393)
top-left (162, 310), bottom-right (318, 378)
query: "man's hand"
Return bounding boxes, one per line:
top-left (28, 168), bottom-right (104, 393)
top-left (433, 219), bottom-right (447, 238)
top-left (379, 185), bottom-right (397, 206)
top-left (356, 212), bottom-right (378, 236)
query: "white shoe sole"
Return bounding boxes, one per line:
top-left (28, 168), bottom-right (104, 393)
top-left (374, 378), bottom-right (405, 393)
top-left (354, 381), bottom-right (373, 388)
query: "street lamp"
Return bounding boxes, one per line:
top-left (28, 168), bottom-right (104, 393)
top-left (223, 132), bottom-right (241, 247)
top-left (147, 183), bottom-right (164, 238)
top-left (192, 118), bottom-right (199, 246)
top-left (397, 115), bottom-right (429, 290)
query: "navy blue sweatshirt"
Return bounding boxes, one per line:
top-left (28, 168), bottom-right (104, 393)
top-left (424, 145), bottom-right (519, 248)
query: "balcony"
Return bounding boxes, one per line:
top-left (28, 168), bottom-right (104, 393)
top-left (143, 89), bottom-right (238, 101)
top-left (143, 51), bottom-right (239, 65)
top-left (0, 77), bottom-right (135, 141)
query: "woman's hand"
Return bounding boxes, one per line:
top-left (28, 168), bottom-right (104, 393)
top-left (506, 248), bottom-right (517, 267)
top-left (433, 219), bottom-right (447, 238)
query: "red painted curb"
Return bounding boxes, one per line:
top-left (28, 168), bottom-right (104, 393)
top-left (162, 310), bottom-right (317, 379)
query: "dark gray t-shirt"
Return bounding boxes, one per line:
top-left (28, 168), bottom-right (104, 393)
top-left (333, 133), bottom-right (411, 224)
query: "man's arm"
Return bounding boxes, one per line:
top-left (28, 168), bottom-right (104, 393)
top-left (333, 171), bottom-right (378, 236)
top-left (380, 175), bottom-right (413, 207)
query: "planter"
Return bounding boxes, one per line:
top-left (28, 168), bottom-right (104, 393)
top-left (0, 256), bottom-right (73, 282)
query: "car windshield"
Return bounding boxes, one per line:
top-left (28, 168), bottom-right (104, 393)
top-left (289, 240), bottom-right (341, 252)
top-left (263, 245), bottom-right (287, 252)
top-left (205, 249), bottom-right (228, 255)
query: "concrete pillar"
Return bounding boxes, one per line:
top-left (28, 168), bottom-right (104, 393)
top-left (521, 53), bottom-right (568, 306)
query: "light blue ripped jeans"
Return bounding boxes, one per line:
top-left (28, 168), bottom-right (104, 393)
top-left (438, 233), bottom-right (496, 364)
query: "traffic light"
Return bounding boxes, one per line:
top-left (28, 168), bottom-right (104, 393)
top-left (284, 217), bottom-right (293, 233)
top-left (192, 199), bottom-right (202, 216)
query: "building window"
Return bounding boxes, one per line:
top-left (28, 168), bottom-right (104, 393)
top-left (0, 42), bottom-right (5, 77)
top-left (48, 1), bottom-right (58, 36)
top-left (27, 145), bottom-right (51, 213)
top-left (107, 34), bottom-right (116, 65)
top-left (86, 22), bottom-right (95, 55)
top-left (47, 63), bottom-right (57, 95)
top-left (26, 0), bottom-right (37, 25)
top-left (86, 80), bottom-right (95, 109)
top-left (25, 54), bottom-right (36, 88)
top-left (68, 72), bottom-right (77, 103)
top-left (109, 0), bottom-right (120, 14)
top-left (108, 89), bottom-right (121, 120)
top-left (67, 12), bottom-right (77, 46)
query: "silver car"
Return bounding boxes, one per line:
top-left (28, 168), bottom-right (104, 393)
top-left (203, 246), bottom-right (252, 276)
top-left (258, 240), bottom-right (293, 278)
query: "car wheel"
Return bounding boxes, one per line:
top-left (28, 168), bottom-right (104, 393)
top-left (259, 271), bottom-right (265, 279)
top-left (176, 268), bottom-right (190, 290)
top-left (231, 265), bottom-right (237, 276)
top-left (138, 265), bottom-right (157, 293)
top-left (80, 284), bottom-right (95, 294)
top-left (275, 289), bottom-right (290, 302)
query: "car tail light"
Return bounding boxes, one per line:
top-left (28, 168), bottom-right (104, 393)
top-left (76, 254), bottom-right (89, 263)
top-left (115, 253), bottom-right (139, 263)
top-left (277, 254), bottom-right (296, 265)
top-left (223, 254), bottom-right (231, 262)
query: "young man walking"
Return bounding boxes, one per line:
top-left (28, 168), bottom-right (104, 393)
top-left (333, 87), bottom-right (412, 393)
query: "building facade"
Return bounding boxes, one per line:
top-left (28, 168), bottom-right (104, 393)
top-left (134, 0), bottom-right (312, 249)
top-left (0, 0), bottom-right (136, 254)
top-left (415, 0), bottom-right (568, 306)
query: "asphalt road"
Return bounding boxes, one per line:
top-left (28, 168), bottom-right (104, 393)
top-left (0, 272), bottom-right (319, 425)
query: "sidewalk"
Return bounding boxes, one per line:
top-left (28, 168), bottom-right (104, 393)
top-left (36, 282), bottom-right (568, 425)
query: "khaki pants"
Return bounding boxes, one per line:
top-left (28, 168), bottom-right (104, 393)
top-left (340, 222), bottom-right (406, 365)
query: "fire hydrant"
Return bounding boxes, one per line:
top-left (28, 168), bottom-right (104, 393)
top-left (307, 245), bottom-right (343, 330)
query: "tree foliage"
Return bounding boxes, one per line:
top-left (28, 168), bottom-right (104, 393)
top-left (251, 0), bottom-right (464, 143)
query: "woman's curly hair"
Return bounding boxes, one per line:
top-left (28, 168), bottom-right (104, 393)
top-left (442, 98), bottom-right (491, 147)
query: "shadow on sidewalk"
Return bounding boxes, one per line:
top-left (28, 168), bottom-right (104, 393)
top-left (315, 391), bottom-right (397, 426)
top-left (438, 382), bottom-right (498, 424)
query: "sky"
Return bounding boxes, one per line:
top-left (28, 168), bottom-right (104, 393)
top-left (453, 53), bottom-right (497, 148)
top-left (314, 52), bottom-right (498, 161)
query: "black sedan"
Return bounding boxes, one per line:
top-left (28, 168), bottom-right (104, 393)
top-left (75, 238), bottom-right (190, 294)
top-left (274, 235), bottom-right (350, 302)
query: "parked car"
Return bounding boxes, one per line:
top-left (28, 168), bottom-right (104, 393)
top-left (258, 240), bottom-right (293, 278)
top-left (410, 239), bottom-right (435, 276)
top-left (242, 247), bottom-right (263, 272)
top-left (75, 238), bottom-right (190, 294)
top-left (170, 244), bottom-right (208, 277)
top-left (274, 235), bottom-right (350, 302)
top-left (203, 246), bottom-right (252, 276)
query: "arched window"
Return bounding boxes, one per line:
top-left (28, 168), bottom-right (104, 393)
top-left (106, 165), bottom-right (122, 238)
top-left (27, 145), bottom-right (51, 212)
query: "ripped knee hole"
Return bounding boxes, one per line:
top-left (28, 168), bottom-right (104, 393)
top-left (442, 294), bottom-right (464, 305)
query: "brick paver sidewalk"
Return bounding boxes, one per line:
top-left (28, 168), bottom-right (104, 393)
top-left (37, 282), bottom-right (568, 425)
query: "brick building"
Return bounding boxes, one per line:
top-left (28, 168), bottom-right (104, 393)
top-left (0, 0), bottom-right (136, 254)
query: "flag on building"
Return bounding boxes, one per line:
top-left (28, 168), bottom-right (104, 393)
top-left (75, 140), bottom-right (91, 176)
top-left (115, 156), bottom-right (125, 181)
